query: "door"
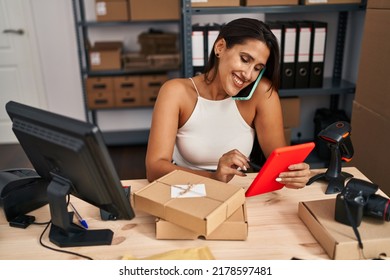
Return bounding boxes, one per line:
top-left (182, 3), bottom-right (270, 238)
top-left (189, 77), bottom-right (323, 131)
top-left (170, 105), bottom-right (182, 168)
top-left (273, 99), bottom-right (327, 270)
top-left (0, 0), bottom-right (46, 143)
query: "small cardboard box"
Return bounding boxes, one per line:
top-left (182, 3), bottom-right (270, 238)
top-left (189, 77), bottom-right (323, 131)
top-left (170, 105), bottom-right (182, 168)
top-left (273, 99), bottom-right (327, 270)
top-left (244, 0), bottom-right (298, 6)
top-left (191, 0), bottom-right (241, 7)
top-left (95, 0), bottom-right (129, 22)
top-left (298, 198), bottom-right (390, 259)
top-left (133, 170), bottom-right (246, 236)
top-left (89, 41), bottom-right (123, 71)
top-left (113, 76), bottom-right (142, 108)
top-left (129, 0), bottom-right (180, 21)
top-left (156, 203), bottom-right (248, 240)
top-left (300, 0), bottom-right (361, 4)
top-left (85, 77), bottom-right (115, 109)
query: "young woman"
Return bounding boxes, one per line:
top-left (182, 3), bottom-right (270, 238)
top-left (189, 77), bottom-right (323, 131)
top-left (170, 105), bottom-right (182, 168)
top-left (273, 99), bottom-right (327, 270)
top-left (145, 18), bottom-right (311, 188)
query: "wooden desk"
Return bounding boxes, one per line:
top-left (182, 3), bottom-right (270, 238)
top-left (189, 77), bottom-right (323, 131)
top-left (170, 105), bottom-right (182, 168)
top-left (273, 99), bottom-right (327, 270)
top-left (0, 167), bottom-right (369, 260)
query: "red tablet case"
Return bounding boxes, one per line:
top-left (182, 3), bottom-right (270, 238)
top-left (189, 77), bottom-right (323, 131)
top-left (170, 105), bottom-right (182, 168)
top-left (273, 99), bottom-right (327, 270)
top-left (245, 142), bottom-right (315, 197)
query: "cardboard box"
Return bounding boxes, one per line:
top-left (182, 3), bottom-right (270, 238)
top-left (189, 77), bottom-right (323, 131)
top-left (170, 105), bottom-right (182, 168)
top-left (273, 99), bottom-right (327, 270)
top-left (113, 76), bottom-right (142, 107)
top-left (299, 198), bottom-right (390, 259)
top-left (244, 0), bottom-right (298, 6)
top-left (367, 0), bottom-right (390, 9)
top-left (349, 101), bottom-right (390, 196)
top-left (85, 77), bottom-right (115, 109)
top-left (95, 0), bottom-right (129, 22)
top-left (138, 32), bottom-right (178, 55)
top-left (129, 0), bottom-right (180, 21)
top-left (191, 0), bottom-right (241, 7)
top-left (300, 0), bottom-right (361, 4)
top-left (354, 8), bottom-right (390, 120)
top-left (89, 41), bottom-right (123, 71)
top-left (133, 170), bottom-right (246, 236)
top-left (156, 203), bottom-right (248, 240)
top-left (280, 97), bottom-right (301, 128)
top-left (140, 74), bottom-right (168, 106)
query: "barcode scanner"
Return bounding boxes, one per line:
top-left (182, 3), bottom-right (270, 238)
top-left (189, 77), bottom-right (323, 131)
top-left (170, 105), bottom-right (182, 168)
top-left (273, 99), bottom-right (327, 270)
top-left (307, 121), bottom-right (354, 194)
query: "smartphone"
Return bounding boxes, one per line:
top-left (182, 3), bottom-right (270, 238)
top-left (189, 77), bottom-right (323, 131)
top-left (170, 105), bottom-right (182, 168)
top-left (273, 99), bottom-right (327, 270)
top-left (232, 67), bottom-right (266, 101)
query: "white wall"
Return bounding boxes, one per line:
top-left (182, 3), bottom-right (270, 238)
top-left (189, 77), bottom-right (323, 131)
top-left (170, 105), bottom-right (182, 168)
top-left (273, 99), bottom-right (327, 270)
top-left (31, 0), bottom-right (85, 121)
top-left (30, 1), bottom-right (365, 142)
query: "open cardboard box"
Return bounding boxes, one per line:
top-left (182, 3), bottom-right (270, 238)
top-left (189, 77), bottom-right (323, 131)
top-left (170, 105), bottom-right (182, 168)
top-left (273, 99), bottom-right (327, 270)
top-left (156, 203), bottom-right (248, 240)
top-left (298, 198), bottom-right (390, 259)
top-left (133, 170), bottom-right (245, 236)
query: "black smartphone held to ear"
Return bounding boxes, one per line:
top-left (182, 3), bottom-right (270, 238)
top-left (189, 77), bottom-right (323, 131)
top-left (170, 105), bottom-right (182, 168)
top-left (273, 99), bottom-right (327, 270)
top-left (232, 67), bottom-right (266, 101)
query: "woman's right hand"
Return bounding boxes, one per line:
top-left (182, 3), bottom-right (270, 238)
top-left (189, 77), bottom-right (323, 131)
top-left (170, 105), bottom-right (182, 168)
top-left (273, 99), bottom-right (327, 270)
top-left (212, 149), bottom-right (250, 183)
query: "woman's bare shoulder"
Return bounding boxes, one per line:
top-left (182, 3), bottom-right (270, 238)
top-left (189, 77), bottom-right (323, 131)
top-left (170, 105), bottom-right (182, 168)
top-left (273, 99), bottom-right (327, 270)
top-left (160, 78), bottom-right (189, 93)
top-left (158, 77), bottom-right (195, 101)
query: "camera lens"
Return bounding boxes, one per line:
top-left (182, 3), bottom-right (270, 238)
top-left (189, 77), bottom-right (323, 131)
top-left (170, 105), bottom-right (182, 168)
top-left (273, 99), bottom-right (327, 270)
top-left (364, 194), bottom-right (390, 221)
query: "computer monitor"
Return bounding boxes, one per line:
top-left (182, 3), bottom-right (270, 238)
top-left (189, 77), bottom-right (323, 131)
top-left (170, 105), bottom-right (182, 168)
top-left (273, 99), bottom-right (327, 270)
top-left (5, 101), bottom-right (135, 247)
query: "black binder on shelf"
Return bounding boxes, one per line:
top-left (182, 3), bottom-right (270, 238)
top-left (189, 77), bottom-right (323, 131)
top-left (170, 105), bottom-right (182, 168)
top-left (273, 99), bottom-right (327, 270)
top-left (294, 21), bottom-right (312, 88)
top-left (308, 21), bottom-right (327, 88)
top-left (280, 22), bottom-right (297, 89)
top-left (192, 24), bottom-right (207, 76)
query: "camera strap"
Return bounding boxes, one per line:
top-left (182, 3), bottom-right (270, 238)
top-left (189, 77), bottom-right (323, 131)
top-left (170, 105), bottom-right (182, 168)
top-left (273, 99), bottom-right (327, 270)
top-left (343, 199), bottom-right (364, 249)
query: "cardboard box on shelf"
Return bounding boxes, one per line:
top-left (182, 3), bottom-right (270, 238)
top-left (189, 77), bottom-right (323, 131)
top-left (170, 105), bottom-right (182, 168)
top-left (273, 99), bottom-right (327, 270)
top-left (156, 203), bottom-right (248, 240)
top-left (140, 74), bottom-right (169, 106)
top-left (138, 32), bottom-right (178, 55)
top-left (85, 77), bottom-right (115, 109)
top-left (280, 97), bottom-right (301, 128)
top-left (300, 0), bottom-right (361, 4)
top-left (298, 198), bottom-right (390, 259)
top-left (133, 170), bottom-right (246, 236)
top-left (113, 76), bottom-right (142, 108)
top-left (122, 53), bottom-right (150, 70)
top-left (191, 0), bottom-right (241, 7)
top-left (95, 0), bottom-right (129, 22)
top-left (129, 0), bottom-right (180, 21)
top-left (89, 41), bottom-right (123, 71)
top-left (244, 0), bottom-right (298, 6)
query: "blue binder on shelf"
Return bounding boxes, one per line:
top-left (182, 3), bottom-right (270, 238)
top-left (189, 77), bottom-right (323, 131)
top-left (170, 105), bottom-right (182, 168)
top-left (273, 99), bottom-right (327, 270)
top-left (308, 21), bottom-right (327, 88)
top-left (280, 22), bottom-right (297, 89)
top-left (294, 21), bottom-right (312, 88)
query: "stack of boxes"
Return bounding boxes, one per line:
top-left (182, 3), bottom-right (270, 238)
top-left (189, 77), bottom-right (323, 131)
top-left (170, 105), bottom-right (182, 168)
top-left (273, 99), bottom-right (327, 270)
top-left (86, 0), bottom-right (181, 109)
top-left (133, 170), bottom-right (248, 240)
top-left (95, 0), bottom-right (179, 21)
top-left (86, 75), bottom-right (168, 109)
top-left (349, 0), bottom-right (390, 196)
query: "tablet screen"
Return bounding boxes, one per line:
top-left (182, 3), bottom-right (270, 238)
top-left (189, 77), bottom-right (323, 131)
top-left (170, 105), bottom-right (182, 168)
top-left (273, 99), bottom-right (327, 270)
top-left (245, 142), bottom-right (315, 197)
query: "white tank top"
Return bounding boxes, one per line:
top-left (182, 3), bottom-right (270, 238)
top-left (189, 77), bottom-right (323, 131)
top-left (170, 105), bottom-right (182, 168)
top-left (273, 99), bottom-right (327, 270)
top-left (172, 78), bottom-right (255, 171)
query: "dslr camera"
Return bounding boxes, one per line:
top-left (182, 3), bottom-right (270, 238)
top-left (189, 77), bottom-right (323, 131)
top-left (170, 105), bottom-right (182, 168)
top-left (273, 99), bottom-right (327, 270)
top-left (335, 178), bottom-right (390, 227)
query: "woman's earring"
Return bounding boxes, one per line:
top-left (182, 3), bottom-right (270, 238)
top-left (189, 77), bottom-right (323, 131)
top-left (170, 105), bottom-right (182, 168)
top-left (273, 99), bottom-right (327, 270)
top-left (215, 53), bottom-right (219, 57)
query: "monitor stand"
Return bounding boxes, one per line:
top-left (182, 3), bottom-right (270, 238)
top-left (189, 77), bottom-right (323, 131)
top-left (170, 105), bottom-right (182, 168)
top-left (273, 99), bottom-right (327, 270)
top-left (47, 174), bottom-right (113, 247)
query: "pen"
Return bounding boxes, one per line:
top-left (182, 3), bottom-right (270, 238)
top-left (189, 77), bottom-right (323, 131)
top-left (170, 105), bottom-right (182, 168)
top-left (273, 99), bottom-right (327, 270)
top-left (248, 161), bottom-right (262, 171)
top-left (69, 202), bottom-right (88, 229)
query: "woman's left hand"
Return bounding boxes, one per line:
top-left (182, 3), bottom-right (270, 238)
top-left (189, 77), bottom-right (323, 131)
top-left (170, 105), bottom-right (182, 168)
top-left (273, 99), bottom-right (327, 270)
top-left (276, 162), bottom-right (312, 189)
